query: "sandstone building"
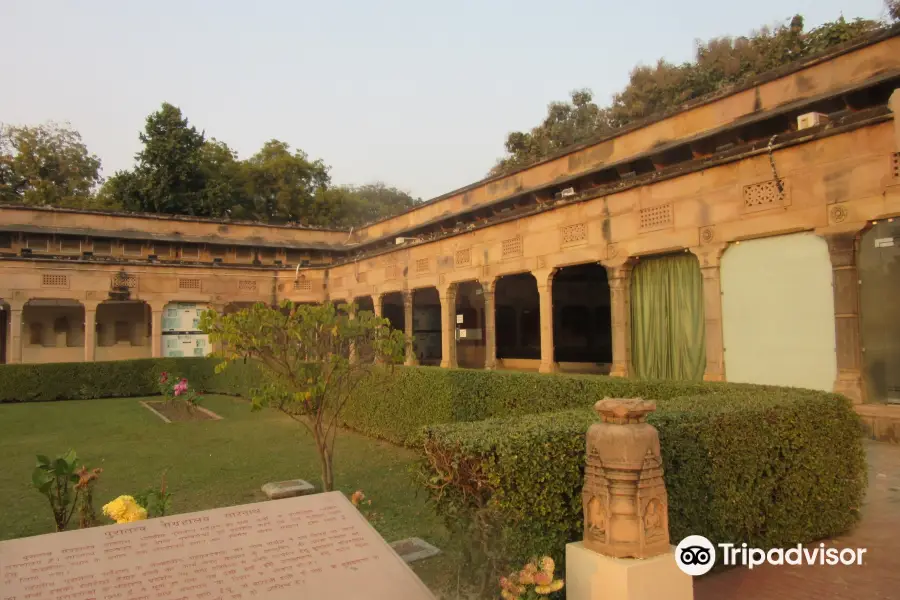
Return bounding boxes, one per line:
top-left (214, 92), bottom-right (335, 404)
top-left (2, 28), bottom-right (900, 405)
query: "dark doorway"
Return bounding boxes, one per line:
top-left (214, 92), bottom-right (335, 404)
top-left (495, 273), bottom-right (540, 359)
top-left (412, 287), bottom-right (442, 365)
top-left (552, 264), bottom-right (612, 365)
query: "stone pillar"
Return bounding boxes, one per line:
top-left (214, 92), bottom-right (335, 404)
top-left (439, 284), bottom-right (458, 369)
top-left (149, 301), bottom-right (166, 358)
top-left (348, 304), bottom-right (358, 364)
top-left (826, 233), bottom-right (865, 403)
top-left (373, 294), bottom-right (383, 318)
top-left (482, 279), bottom-right (497, 370)
top-left (889, 89), bottom-right (900, 151)
top-left (402, 291), bottom-right (418, 366)
top-left (603, 263), bottom-right (632, 378)
top-left (691, 246), bottom-right (727, 382)
top-left (84, 301), bottom-right (99, 362)
top-left (534, 268), bottom-right (557, 374)
top-left (7, 301), bottom-right (24, 364)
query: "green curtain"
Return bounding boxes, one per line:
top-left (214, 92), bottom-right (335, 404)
top-left (630, 253), bottom-right (706, 381)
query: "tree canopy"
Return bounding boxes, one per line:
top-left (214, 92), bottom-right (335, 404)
top-left (490, 8), bottom-right (897, 175)
top-left (4, 103), bottom-right (420, 228)
top-left (0, 122), bottom-right (103, 208)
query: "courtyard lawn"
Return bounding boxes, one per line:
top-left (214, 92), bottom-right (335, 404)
top-left (0, 395), bottom-right (460, 593)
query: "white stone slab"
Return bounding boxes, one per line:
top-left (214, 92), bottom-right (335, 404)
top-left (0, 491), bottom-right (435, 600)
top-left (261, 479), bottom-right (316, 499)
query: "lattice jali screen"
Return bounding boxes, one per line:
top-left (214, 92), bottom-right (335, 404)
top-left (455, 248), bottom-right (472, 267)
top-left (639, 204), bottom-right (673, 231)
top-left (742, 180), bottom-right (786, 211)
top-left (501, 236), bottom-right (523, 258)
top-left (416, 258), bottom-right (430, 273)
top-left (238, 280), bottom-right (257, 293)
top-left (41, 274), bottom-right (69, 288)
top-left (112, 273), bottom-right (137, 289)
top-left (294, 279), bottom-right (312, 291)
top-left (178, 278), bottom-right (201, 290)
top-left (561, 223), bottom-right (587, 245)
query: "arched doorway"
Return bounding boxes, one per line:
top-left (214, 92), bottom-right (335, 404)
top-left (495, 273), bottom-right (540, 369)
top-left (551, 263), bottom-right (611, 373)
top-left (454, 281), bottom-right (486, 369)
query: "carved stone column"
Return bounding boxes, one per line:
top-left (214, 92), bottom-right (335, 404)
top-left (482, 279), bottom-right (497, 370)
top-left (7, 300), bottom-right (24, 364)
top-left (825, 233), bottom-right (865, 403)
top-left (439, 284), bottom-right (458, 369)
top-left (603, 262), bottom-right (633, 378)
top-left (582, 398), bottom-right (669, 559)
top-left (690, 245), bottom-right (727, 382)
top-left (83, 300), bottom-right (100, 362)
top-left (402, 291), bottom-right (418, 366)
top-left (534, 268), bottom-right (557, 374)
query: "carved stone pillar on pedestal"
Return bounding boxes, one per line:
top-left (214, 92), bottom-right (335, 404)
top-left (582, 398), bottom-right (669, 559)
top-left (482, 279), bottom-right (497, 370)
top-left (690, 245), bottom-right (727, 382)
top-left (825, 233), bottom-right (865, 403)
top-left (402, 291), bottom-right (418, 366)
top-left (533, 268), bottom-right (557, 373)
top-left (602, 262), bottom-right (633, 378)
top-left (439, 284), bottom-right (457, 369)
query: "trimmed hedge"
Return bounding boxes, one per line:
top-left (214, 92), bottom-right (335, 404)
top-left (336, 365), bottom-right (794, 446)
top-left (420, 391), bottom-right (867, 568)
top-left (0, 357), bottom-right (265, 403)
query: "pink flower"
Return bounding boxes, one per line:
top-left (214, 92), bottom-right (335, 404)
top-left (173, 379), bottom-right (188, 396)
top-left (159, 372), bottom-right (168, 384)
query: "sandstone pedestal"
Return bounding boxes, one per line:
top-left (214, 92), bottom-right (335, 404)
top-left (261, 478), bottom-right (315, 499)
top-left (566, 542), bottom-right (693, 600)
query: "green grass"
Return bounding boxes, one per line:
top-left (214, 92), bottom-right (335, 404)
top-left (0, 395), bottom-right (464, 594)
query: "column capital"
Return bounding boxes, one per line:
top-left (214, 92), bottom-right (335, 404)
top-left (83, 300), bottom-right (101, 312)
top-left (532, 268), bottom-right (555, 290)
top-left (688, 244), bottom-right (727, 269)
top-left (823, 232), bottom-right (858, 268)
top-left (479, 276), bottom-right (497, 296)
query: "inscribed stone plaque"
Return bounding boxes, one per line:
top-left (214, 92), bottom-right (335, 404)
top-left (0, 491), bottom-right (435, 600)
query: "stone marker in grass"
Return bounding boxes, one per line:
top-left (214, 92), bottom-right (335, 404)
top-left (261, 478), bottom-right (315, 499)
top-left (390, 537), bottom-right (441, 563)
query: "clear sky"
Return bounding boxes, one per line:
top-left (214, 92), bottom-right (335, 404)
top-left (0, 0), bottom-right (889, 200)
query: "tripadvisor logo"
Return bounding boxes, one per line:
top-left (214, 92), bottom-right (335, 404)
top-left (675, 535), bottom-right (868, 576)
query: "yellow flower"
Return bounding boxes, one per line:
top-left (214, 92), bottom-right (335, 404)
top-left (102, 495), bottom-right (147, 524)
top-left (534, 580), bottom-right (564, 595)
top-left (533, 572), bottom-right (552, 586)
top-left (539, 556), bottom-right (555, 575)
top-left (500, 591), bottom-right (520, 600)
top-left (518, 570), bottom-right (534, 585)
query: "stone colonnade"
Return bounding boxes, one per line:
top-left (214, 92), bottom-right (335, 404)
top-left (0, 232), bottom-right (867, 402)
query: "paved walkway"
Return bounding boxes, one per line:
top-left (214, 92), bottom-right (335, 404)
top-left (694, 441), bottom-right (900, 600)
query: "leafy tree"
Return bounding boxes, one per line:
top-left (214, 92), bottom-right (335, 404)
top-left (314, 182), bottom-right (421, 228)
top-left (889, 0), bottom-right (900, 21)
top-left (244, 140), bottom-right (332, 224)
top-left (198, 139), bottom-right (249, 219)
top-left (200, 301), bottom-right (405, 492)
top-left (128, 102), bottom-right (207, 215)
top-left (0, 122), bottom-right (102, 207)
top-left (491, 11), bottom-right (888, 175)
